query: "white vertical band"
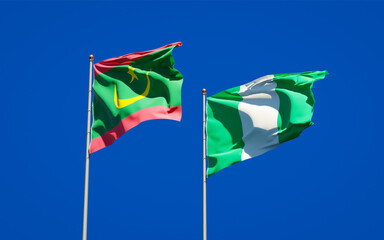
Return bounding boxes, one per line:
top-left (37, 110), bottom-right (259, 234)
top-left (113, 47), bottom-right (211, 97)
top-left (238, 75), bottom-right (280, 161)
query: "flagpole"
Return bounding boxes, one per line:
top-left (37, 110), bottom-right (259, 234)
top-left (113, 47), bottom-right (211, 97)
top-left (202, 88), bottom-right (207, 240)
top-left (83, 54), bottom-right (94, 240)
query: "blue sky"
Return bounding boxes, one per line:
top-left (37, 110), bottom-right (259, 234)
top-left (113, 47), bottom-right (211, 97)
top-left (1, 1), bottom-right (383, 239)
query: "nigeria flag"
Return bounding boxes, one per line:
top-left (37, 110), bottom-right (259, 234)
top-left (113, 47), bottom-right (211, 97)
top-left (206, 71), bottom-right (328, 177)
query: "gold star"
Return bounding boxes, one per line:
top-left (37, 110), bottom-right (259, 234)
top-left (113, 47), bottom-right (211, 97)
top-left (128, 66), bottom-right (138, 83)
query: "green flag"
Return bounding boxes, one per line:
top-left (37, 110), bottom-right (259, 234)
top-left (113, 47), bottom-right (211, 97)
top-left (207, 71), bottom-right (328, 177)
top-left (90, 42), bottom-right (183, 153)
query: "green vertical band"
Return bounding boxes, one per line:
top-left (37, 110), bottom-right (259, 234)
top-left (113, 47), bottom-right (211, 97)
top-left (274, 71), bottom-right (328, 143)
top-left (207, 86), bottom-right (244, 177)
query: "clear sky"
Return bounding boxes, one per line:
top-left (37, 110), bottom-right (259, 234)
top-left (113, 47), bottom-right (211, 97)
top-left (1, 1), bottom-right (383, 239)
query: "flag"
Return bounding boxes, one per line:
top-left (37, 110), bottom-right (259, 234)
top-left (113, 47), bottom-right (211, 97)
top-left (206, 71), bottom-right (328, 177)
top-left (90, 42), bottom-right (183, 153)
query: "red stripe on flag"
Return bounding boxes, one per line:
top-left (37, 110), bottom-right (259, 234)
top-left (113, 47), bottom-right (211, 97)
top-left (94, 42), bottom-right (182, 77)
top-left (89, 106), bottom-right (182, 154)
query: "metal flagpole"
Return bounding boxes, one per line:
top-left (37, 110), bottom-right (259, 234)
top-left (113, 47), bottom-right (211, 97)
top-left (202, 88), bottom-right (207, 240)
top-left (83, 54), bottom-right (94, 240)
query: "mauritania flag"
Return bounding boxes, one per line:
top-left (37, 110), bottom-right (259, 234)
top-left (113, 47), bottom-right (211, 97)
top-left (206, 71), bottom-right (327, 177)
top-left (90, 42), bottom-right (183, 153)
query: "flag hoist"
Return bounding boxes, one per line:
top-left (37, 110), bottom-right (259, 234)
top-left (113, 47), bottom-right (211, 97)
top-left (83, 54), bottom-right (94, 240)
top-left (202, 88), bottom-right (207, 240)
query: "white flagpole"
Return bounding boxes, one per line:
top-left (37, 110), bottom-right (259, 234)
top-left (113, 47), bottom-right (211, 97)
top-left (83, 54), bottom-right (94, 240)
top-left (202, 88), bottom-right (207, 240)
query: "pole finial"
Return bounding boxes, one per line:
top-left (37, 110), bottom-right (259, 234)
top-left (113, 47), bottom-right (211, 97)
top-left (202, 88), bottom-right (206, 95)
top-left (89, 54), bottom-right (94, 62)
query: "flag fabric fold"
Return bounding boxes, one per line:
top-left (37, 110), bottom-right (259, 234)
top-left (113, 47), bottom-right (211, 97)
top-left (206, 71), bottom-right (328, 177)
top-left (90, 42), bottom-right (183, 153)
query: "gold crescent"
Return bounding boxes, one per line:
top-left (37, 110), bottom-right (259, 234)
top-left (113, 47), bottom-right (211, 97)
top-left (114, 71), bottom-right (150, 109)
